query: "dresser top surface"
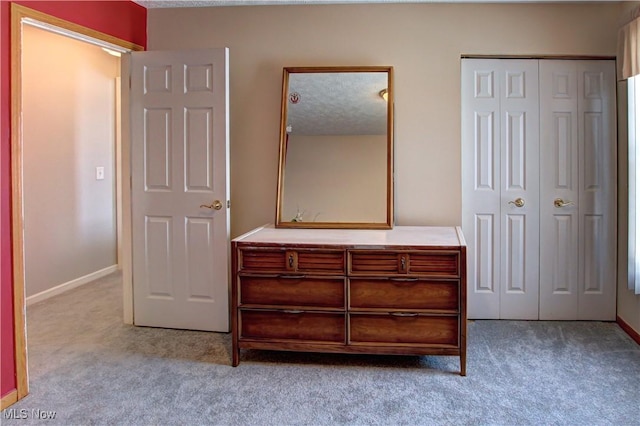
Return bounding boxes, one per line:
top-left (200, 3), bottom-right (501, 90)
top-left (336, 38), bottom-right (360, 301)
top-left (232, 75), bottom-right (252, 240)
top-left (233, 225), bottom-right (465, 248)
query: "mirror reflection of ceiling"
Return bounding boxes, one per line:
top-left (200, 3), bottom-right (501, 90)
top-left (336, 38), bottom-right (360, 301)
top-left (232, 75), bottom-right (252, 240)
top-left (287, 72), bottom-right (387, 136)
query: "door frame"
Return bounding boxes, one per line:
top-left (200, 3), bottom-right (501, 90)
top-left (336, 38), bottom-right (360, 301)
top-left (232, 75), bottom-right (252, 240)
top-left (8, 3), bottom-right (143, 404)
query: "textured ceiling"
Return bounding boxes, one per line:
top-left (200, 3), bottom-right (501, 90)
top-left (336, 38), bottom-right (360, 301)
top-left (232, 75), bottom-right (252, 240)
top-left (133, 0), bottom-right (473, 7)
top-left (134, 0), bottom-right (596, 8)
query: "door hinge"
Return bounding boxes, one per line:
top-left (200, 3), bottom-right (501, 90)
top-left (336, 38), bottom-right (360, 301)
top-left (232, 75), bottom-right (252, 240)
top-left (227, 200), bottom-right (231, 209)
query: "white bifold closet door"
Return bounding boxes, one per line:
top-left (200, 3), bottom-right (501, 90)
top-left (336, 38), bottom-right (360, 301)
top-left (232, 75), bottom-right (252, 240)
top-left (462, 58), bottom-right (616, 321)
top-left (538, 60), bottom-right (616, 320)
top-left (462, 59), bottom-right (540, 320)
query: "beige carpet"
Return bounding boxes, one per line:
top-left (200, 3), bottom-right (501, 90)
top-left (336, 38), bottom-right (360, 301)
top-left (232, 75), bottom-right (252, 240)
top-left (3, 272), bottom-right (640, 425)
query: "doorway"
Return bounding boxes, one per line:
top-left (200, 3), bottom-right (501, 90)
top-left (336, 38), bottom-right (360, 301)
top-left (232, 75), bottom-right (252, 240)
top-left (21, 23), bottom-right (120, 305)
top-left (9, 3), bottom-right (142, 402)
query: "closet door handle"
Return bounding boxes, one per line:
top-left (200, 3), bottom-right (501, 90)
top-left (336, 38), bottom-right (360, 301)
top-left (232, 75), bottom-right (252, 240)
top-left (554, 198), bottom-right (574, 208)
top-left (508, 198), bottom-right (525, 208)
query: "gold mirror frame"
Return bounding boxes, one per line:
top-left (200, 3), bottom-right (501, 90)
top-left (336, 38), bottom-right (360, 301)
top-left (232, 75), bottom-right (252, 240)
top-left (275, 66), bottom-right (394, 229)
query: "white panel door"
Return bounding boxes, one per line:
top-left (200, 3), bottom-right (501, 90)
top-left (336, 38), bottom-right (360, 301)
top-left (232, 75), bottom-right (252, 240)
top-left (462, 59), bottom-right (540, 319)
top-left (131, 49), bottom-right (230, 331)
top-left (540, 60), bottom-right (616, 320)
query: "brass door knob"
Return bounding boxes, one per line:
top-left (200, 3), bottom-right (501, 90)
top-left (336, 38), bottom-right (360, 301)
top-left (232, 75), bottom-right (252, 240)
top-left (508, 198), bottom-right (525, 208)
top-left (554, 198), bottom-right (574, 208)
top-left (200, 200), bottom-right (223, 210)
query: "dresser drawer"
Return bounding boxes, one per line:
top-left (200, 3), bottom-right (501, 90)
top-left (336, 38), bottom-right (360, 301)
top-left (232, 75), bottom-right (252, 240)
top-left (409, 252), bottom-right (459, 276)
top-left (239, 275), bottom-right (344, 309)
top-left (349, 250), bottom-right (460, 277)
top-left (349, 251), bottom-right (459, 277)
top-left (240, 310), bottom-right (345, 342)
top-left (349, 278), bottom-right (458, 312)
top-left (238, 248), bottom-right (345, 274)
top-left (239, 248), bottom-right (287, 272)
top-left (349, 313), bottom-right (459, 346)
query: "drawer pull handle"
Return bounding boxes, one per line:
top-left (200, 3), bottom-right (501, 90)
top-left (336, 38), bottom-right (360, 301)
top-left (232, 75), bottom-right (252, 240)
top-left (390, 312), bottom-right (419, 317)
top-left (390, 277), bottom-right (419, 282)
top-left (400, 256), bottom-right (406, 271)
top-left (283, 310), bottom-right (304, 314)
top-left (278, 274), bottom-right (306, 279)
top-left (288, 254), bottom-right (294, 268)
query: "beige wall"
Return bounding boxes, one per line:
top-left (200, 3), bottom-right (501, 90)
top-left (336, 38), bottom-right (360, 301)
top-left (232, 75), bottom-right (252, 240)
top-left (148, 2), bottom-right (620, 237)
top-left (148, 2), bottom-right (640, 333)
top-left (22, 25), bottom-right (118, 297)
top-left (282, 134), bottom-right (387, 223)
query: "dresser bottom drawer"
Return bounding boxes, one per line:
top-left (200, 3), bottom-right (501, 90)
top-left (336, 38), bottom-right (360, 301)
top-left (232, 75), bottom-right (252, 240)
top-left (349, 314), bottom-right (458, 346)
top-left (240, 310), bottom-right (346, 343)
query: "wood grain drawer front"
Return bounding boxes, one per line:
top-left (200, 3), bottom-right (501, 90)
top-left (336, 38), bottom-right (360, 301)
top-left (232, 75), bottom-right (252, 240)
top-left (239, 249), bottom-right (288, 272)
top-left (240, 310), bottom-right (345, 343)
top-left (349, 251), bottom-right (459, 277)
top-left (410, 252), bottom-right (459, 276)
top-left (349, 314), bottom-right (459, 346)
top-left (349, 278), bottom-right (459, 312)
top-left (349, 252), bottom-right (398, 274)
top-left (238, 248), bottom-right (345, 274)
top-left (239, 276), bottom-right (345, 309)
top-left (297, 251), bottom-right (345, 273)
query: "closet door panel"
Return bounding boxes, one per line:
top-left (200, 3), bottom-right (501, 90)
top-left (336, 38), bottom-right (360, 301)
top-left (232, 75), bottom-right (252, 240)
top-left (499, 60), bottom-right (540, 320)
top-left (577, 61), bottom-right (616, 320)
top-left (462, 60), bottom-right (502, 319)
top-left (463, 59), bottom-right (540, 319)
top-left (539, 61), bottom-right (579, 320)
top-left (539, 60), bottom-right (616, 320)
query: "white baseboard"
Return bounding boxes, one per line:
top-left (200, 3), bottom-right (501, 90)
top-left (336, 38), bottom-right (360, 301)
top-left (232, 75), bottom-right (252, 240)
top-left (26, 265), bottom-right (118, 306)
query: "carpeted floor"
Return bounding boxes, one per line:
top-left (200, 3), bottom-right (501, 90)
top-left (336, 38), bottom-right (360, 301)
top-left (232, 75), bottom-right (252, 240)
top-left (3, 272), bottom-right (640, 425)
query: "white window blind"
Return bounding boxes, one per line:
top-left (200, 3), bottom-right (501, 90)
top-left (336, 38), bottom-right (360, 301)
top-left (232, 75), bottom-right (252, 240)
top-left (629, 75), bottom-right (640, 295)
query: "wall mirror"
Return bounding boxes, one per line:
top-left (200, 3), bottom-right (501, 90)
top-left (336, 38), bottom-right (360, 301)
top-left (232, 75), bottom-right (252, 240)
top-left (275, 66), bottom-right (394, 229)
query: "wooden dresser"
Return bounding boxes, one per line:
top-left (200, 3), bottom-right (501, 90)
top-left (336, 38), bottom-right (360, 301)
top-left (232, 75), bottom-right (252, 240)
top-left (231, 225), bottom-right (467, 375)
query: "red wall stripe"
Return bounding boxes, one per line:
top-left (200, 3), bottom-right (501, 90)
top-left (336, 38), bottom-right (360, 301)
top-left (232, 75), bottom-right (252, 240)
top-left (12, 1), bottom-right (147, 47)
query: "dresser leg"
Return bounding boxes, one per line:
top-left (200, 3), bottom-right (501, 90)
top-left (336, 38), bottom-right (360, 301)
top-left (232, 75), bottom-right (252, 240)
top-left (232, 348), bottom-right (239, 367)
top-left (460, 353), bottom-right (466, 376)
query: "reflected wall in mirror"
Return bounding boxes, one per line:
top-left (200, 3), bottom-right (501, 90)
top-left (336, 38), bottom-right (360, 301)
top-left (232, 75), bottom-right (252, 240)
top-left (276, 66), bottom-right (394, 229)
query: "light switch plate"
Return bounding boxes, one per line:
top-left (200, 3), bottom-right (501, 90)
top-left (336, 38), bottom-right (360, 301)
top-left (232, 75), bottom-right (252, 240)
top-left (96, 166), bottom-right (105, 180)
